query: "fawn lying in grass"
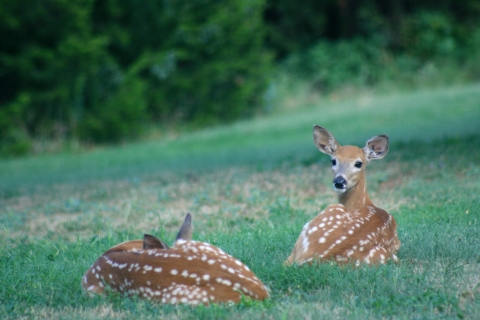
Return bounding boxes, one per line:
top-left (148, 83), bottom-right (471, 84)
top-left (82, 213), bottom-right (269, 305)
top-left (285, 125), bottom-right (400, 266)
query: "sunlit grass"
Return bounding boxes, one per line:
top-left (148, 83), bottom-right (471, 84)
top-left (1, 83), bottom-right (480, 319)
top-left (1, 83), bottom-right (479, 194)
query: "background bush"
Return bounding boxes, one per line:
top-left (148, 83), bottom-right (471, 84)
top-left (263, 0), bottom-right (480, 58)
top-left (1, 0), bottom-right (480, 154)
top-left (267, 0), bottom-right (480, 94)
top-left (0, 0), bottom-right (271, 149)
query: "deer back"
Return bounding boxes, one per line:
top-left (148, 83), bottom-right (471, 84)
top-left (82, 214), bottom-right (269, 305)
top-left (285, 204), bottom-right (400, 266)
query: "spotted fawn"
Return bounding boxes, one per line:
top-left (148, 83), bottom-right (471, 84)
top-left (285, 125), bottom-right (400, 266)
top-left (82, 213), bottom-right (269, 305)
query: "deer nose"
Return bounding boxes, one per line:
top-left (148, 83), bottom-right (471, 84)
top-left (333, 176), bottom-right (347, 190)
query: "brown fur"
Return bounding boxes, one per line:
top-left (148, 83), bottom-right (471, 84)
top-left (285, 126), bottom-right (400, 266)
top-left (82, 214), bottom-right (269, 305)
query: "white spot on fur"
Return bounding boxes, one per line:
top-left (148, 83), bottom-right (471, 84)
top-left (308, 226), bottom-right (318, 234)
top-left (143, 265), bottom-right (152, 271)
top-left (222, 279), bottom-right (232, 286)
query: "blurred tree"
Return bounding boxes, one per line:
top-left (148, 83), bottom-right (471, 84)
top-left (0, 0), bottom-right (113, 148)
top-left (1, 0), bottom-right (479, 154)
top-left (0, 0), bottom-right (272, 149)
top-left (90, 0), bottom-right (272, 125)
top-left (264, 0), bottom-right (480, 59)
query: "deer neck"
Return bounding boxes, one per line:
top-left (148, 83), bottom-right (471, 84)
top-left (338, 171), bottom-right (373, 212)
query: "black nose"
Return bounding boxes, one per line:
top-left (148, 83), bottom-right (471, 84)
top-left (333, 176), bottom-right (347, 189)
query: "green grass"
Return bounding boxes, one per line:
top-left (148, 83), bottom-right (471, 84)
top-left (1, 83), bottom-right (480, 319)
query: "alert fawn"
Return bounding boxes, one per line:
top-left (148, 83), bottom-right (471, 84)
top-left (82, 213), bottom-right (269, 305)
top-left (285, 125), bottom-right (400, 266)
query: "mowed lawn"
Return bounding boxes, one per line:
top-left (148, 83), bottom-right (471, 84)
top-left (1, 83), bottom-right (480, 319)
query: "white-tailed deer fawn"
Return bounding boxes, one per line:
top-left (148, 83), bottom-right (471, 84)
top-left (82, 213), bottom-right (269, 305)
top-left (285, 126), bottom-right (400, 266)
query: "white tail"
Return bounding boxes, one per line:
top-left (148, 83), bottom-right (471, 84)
top-left (285, 126), bottom-right (400, 266)
top-left (82, 213), bottom-right (269, 305)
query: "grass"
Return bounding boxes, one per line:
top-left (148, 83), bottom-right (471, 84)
top-left (1, 83), bottom-right (480, 319)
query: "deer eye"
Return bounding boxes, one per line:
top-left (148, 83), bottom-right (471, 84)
top-left (331, 159), bottom-right (336, 166)
top-left (354, 161), bottom-right (363, 168)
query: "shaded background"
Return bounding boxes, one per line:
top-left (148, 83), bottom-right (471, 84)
top-left (1, 0), bottom-right (480, 155)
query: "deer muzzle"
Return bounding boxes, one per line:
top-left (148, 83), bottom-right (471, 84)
top-left (333, 176), bottom-right (347, 192)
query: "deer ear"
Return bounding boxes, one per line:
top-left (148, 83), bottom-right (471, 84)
top-left (175, 213), bottom-right (193, 242)
top-left (364, 135), bottom-right (389, 160)
top-left (313, 125), bottom-right (340, 155)
top-left (143, 234), bottom-right (170, 249)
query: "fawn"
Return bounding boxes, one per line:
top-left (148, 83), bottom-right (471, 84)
top-left (82, 213), bottom-right (269, 305)
top-left (285, 125), bottom-right (400, 266)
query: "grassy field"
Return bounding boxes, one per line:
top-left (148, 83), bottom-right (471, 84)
top-left (1, 83), bottom-right (480, 319)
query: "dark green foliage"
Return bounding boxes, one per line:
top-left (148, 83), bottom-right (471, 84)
top-left (284, 39), bottom-right (385, 92)
top-left (0, 0), bottom-right (105, 148)
top-left (0, 0), bottom-right (272, 149)
top-left (92, 0), bottom-right (273, 124)
top-left (2, 0), bottom-right (480, 154)
top-left (265, 0), bottom-right (480, 95)
top-left (264, 0), bottom-right (480, 58)
top-left (123, 0), bottom-right (273, 125)
top-left (75, 71), bottom-right (148, 143)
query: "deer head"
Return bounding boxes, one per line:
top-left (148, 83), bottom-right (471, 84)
top-left (313, 125), bottom-right (389, 210)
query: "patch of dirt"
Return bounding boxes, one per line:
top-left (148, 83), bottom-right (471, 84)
top-left (1, 161), bottom-right (414, 241)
